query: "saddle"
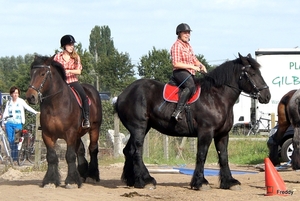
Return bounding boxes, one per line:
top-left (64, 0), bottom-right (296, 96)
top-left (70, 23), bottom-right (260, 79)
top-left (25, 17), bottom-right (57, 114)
top-left (163, 78), bottom-right (201, 134)
top-left (70, 87), bottom-right (91, 108)
top-left (163, 79), bottom-right (201, 104)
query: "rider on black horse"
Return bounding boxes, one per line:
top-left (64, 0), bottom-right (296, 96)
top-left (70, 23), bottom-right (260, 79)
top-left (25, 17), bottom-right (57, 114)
top-left (170, 23), bottom-right (207, 121)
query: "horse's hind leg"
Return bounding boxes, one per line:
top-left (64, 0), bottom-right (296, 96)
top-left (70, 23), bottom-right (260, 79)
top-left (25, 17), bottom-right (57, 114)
top-left (42, 136), bottom-right (60, 188)
top-left (77, 139), bottom-right (89, 181)
top-left (121, 127), bottom-right (156, 188)
top-left (86, 130), bottom-right (100, 182)
top-left (214, 135), bottom-right (240, 189)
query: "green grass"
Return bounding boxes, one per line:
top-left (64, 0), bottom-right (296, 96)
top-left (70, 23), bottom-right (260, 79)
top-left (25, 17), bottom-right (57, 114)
top-left (139, 132), bottom-right (269, 166)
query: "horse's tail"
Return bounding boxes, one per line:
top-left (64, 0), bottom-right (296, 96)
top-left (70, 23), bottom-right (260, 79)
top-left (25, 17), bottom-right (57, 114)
top-left (112, 96), bottom-right (119, 113)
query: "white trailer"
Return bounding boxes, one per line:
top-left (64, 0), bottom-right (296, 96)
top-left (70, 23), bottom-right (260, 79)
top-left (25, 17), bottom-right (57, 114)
top-left (233, 48), bottom-right (300, 132)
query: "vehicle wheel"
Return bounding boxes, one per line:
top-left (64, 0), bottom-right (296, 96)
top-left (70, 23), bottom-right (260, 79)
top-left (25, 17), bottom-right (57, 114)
top-left (281, 138), bottom-right (293, 162)
top-left (27, 146), bottom-right (35, 164)
top-left (17, 143), bottom-right (26, 166)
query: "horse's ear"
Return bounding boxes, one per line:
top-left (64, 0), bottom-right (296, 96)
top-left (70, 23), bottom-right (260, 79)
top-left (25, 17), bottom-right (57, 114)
top-left (238, 53), bottom-right (248, 65)
top-left (45, 55), bottom-right (55, 65)
top-left (247, 53), bottom-right (252, 58)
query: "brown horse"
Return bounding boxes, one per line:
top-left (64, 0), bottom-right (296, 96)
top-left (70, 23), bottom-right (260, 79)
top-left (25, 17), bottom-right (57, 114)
top-left (26, 55), bottom-right (102, 188)
top-left (268, 89), bottom-right (300, 169)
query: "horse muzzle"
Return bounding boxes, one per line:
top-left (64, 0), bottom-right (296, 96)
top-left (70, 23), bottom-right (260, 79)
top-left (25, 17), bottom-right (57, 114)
top-left (26, 88), bottom-right (39, 105)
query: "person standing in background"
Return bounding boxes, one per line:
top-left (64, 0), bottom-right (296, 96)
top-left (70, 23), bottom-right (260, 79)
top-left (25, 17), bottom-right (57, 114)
top-left (1, 86), bottom-right (39, 162)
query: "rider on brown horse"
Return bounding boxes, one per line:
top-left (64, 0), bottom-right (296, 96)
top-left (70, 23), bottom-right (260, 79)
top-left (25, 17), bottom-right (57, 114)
top-left (54, 35), bottom-right (90, 129)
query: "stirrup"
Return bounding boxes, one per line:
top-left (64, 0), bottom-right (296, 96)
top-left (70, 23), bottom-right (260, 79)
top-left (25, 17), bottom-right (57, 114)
top-left (172, 110), bottom-right (182, 121)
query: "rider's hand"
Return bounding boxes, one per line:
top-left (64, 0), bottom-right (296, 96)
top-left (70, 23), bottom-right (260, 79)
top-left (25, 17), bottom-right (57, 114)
top-left (200, 64), bottom-right (207, 73)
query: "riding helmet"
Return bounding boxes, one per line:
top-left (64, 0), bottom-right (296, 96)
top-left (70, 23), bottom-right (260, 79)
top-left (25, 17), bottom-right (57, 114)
top-left (176, 23), bottom-right (192, 35)
top-left (60, 35), bottom-right (76, 47)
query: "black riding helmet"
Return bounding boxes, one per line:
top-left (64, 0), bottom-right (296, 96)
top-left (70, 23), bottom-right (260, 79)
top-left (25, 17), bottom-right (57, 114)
top-left (60, 35), bottom-right (76, 47)
top-left (176, 23), bottom-right (192, 35)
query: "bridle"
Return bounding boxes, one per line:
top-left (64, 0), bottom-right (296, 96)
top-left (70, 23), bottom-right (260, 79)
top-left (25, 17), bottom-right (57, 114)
top-left (28, 64), bottom-right (62, 102)
top-left (225, 65), bottom-right (269, 99)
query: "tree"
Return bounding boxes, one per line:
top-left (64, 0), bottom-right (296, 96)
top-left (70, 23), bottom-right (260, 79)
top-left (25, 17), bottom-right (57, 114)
top-left (138, 47), bottom-right (173, 83)
top-left (89, 25), bottom-right (115, 62)
top-left (97, 50), bottom-right (135, 95)
top-left (89, 25), bottom-right (136, 95)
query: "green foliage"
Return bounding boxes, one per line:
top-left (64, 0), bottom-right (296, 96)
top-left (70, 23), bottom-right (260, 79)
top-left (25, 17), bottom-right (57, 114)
top-left (138, 47), bottom-right (173, 82)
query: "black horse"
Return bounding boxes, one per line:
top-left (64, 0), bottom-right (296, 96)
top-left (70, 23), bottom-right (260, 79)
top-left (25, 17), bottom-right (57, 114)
top-left (26, 55), bottom-right (102, 188)
top-left (115, 53), bottom-right (271, 190)
top-left (268, 89), bottom-right (300, 169)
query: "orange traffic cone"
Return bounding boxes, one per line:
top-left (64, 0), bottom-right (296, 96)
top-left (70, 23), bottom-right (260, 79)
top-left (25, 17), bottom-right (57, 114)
top-left (265, 157), bottom-right (288, 196)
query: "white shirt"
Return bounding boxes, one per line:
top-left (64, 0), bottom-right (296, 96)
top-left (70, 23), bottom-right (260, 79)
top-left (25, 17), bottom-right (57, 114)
top-left (2, 97), bottom-right (37, 125)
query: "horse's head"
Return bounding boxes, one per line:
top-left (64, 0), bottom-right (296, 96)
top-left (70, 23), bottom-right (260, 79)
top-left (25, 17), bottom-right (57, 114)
top-left (26, 55), bottom-right (66, 104)
top-left (237, 53), bottom-right (271, 104)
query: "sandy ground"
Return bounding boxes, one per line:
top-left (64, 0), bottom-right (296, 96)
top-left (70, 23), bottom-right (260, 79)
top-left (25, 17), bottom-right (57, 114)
top-left (0, 161), bottom-right (300, 201)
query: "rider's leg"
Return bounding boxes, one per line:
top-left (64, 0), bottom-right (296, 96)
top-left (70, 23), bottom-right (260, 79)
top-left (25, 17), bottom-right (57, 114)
top-left (69, 82), bottom-right (90, 129)
top-left (171, 70), bottom-right (196, 121)
top-left (172, 88), bottom-right (191, 120)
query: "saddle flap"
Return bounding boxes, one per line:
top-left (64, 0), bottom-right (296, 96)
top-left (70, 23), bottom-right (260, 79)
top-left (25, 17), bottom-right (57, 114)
top-left (163, 84), bottom-right (201, 104)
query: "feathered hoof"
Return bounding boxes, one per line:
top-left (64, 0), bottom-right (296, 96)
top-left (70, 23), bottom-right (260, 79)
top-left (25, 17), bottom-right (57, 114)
top-left (65, 183), bottom-right (79, 189)
top-left (230, 184), bottom-right (241, 191)
top-left (43, 183), bottom-right (57, 189)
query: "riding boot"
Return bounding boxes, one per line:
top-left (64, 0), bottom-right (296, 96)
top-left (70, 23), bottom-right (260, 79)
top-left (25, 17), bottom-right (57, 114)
top-left (82, 99), bottom-right (90, 129)
top-left (172, 88), bottom-right (191, 121)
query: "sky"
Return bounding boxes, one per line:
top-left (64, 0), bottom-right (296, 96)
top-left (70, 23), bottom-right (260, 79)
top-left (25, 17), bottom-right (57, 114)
top-left (0, 0), bottom-right (299, 66)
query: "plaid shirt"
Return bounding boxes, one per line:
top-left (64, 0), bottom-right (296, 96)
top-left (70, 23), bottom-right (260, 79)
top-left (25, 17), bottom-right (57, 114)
top-left (54, 52), bottom-right (82, 84)
top-left (171, 39), bottom-right (199, 75)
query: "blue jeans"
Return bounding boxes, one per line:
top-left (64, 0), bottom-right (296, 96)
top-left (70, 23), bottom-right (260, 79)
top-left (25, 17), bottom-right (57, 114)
top-left (5, 122), bottom-right (22, 161)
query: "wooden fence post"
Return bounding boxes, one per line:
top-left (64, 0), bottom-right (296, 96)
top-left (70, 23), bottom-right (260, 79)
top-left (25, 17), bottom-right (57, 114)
top-left (271, 113), bottom-right (276, 128)
top-left (34, 113), bottom-right (42, 167)
top-left (114, 113), bottom-right (121, 157)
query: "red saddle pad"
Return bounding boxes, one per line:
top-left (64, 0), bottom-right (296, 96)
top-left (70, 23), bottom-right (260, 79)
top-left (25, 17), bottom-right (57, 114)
top-left (163, 84), bottom-right (201, 104)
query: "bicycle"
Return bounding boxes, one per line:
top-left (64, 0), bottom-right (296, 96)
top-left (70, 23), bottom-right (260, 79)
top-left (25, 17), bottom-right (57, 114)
top-left (0, 115), bottom-right (14, 166)
top-left (17, 124), bottom-right (47, 166)
top-left (247, 111), bottom-right (271, 136)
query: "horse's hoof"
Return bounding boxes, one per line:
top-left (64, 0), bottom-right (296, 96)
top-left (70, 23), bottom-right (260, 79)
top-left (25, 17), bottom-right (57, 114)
top-left (191, 184), bottom-right (211, 191)
top-left (145, 183), bottom-right (156, 190)
top-left (85, 177), bottom-right (97, 184)
top-left (65, 183), bottom-right (79, 189)
top-left (200, 184), bottom-right (211, 191)
top-left (230, 185), bottom-right (241, 191)
top-left (43, 183), bottom-right (57, 189)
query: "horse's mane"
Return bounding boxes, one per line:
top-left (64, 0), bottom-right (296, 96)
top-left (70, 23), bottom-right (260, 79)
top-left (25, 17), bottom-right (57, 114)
top-left (31, 55), bottom-right (67, 81)
top-left (195, 56), bottom-right (260, 92)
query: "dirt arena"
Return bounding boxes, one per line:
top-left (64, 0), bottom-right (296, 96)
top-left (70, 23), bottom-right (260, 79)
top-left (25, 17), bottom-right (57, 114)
top-left (0, 161), bottom-right (300, 201)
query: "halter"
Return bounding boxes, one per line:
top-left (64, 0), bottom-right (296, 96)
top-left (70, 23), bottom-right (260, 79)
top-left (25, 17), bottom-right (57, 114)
top-left (28, 64), bottom-right (62, 102)
top-left (224, 65), bottom-right (269, 99)
top-left (239, 65), bottom-right (269, 99)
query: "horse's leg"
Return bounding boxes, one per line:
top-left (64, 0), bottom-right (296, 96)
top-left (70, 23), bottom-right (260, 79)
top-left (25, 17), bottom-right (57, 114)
top-left (214, 135), bottom-right (241, 189)
top-left (87, 129), bottom-right (100, 182)
top-left (42, 134), bottom-right (60, 188)
top-left (190, 133), bottom-right (212, 190)
top-left (268, 102), bottom-right (290, 166)
top-left (76, 139), bottom-right (89, 181)
top-left (121, 127), bottom-right (156, 188)
top-left (292, 126), bottom-right (300, 169)
top-left (65, 142), bottom-right (82, 188)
